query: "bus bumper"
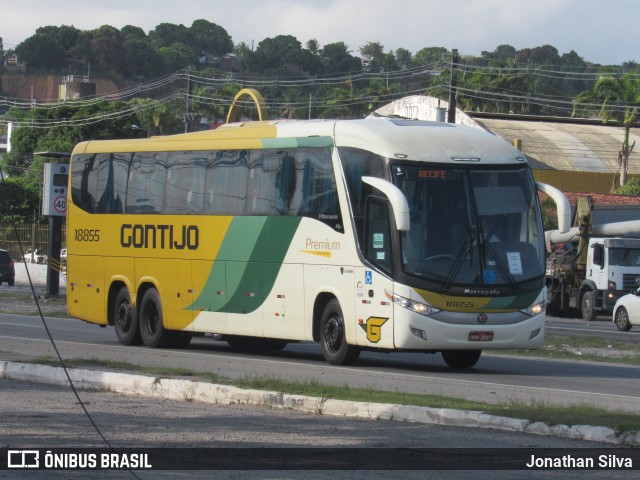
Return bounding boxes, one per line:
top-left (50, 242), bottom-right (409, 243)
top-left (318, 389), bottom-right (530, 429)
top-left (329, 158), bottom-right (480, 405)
top-left (392, 308), bottom-right (545, 351)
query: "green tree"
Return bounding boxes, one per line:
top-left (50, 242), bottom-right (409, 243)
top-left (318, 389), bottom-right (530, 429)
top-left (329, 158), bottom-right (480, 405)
top-left (91, 25), bottom-right (125, 74)
top-left (320, 42), bottom-right (361, 73)
top-left (122, 37), bottom-right (164, 77)
top-left (574, 72), bottom-right (640, 188)
top-left (615, 177), bottom-right (640, 196)
top-left (158, 42), bottom-right (197, 71)
top-left (254, 35), bottom-right (303, 72)
top-left (15, 34), bottom-right (66, 70)
top-left (0, 177), bottom-right (40, 223)
top-left (360, 41), bottom-right (389, 71)
top-left (395, 48), bottom-right (413, 70)
top-left (189, 19), bottom-right (233, 54)
top-left (413, 46), bottom-right (449, 67)
top-left (149, 23), bottom-right (193, 49)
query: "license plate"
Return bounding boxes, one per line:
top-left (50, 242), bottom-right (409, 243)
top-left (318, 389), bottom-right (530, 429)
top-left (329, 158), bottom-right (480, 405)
top-left (469, 331), bottom-right (494, 341)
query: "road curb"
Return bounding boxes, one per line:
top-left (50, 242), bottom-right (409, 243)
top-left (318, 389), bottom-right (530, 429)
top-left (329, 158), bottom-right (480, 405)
top-left (2, 360), bottom-right (638, 446)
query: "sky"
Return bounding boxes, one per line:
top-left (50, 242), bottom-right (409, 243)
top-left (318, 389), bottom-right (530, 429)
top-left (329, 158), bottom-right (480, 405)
top-left (1, 0), bottom-right (638, 65)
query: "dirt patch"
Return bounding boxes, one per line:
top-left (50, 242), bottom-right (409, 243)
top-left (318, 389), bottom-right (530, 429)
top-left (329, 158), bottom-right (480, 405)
top-left (0, 290), bottom-right (68, 316)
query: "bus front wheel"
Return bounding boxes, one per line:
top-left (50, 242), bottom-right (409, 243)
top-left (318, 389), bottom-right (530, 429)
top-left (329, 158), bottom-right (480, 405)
top-left (441, 350), bottom-right (482, 368)
top-left (139, 288), bottom-right (172, 348)
top-left (319, 299), bottom-right (360, 365)
top-left (113, 287), bottom-right (142, 346)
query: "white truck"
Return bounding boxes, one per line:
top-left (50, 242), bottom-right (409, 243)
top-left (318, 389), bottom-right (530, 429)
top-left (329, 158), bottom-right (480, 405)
top-left (545, 196), bottom-right (640, 321)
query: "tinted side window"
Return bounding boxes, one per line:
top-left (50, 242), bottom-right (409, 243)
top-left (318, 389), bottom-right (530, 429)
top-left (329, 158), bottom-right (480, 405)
top-left (338, 147), bottom-right (386, 245)
top-left (204, 150), bottom-right (249, 214)
top-left (165, 151), bottom-right (207, 214)
top-left (71, 154), bottom-right (98, 213)
top-left (126, 152), bottom-right (167, 213)
top-left (95, 153), bottom-right (128, 213)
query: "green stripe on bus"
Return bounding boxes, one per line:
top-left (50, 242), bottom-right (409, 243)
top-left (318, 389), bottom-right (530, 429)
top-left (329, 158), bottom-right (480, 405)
top-left (188, 216), bottom-right (302, 313)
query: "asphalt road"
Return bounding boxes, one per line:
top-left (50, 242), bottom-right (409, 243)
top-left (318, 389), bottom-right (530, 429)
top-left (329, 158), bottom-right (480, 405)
top-left (546, 313), bottom-right (640, 343)
top-left (1, 312), bottom-right (639, 414)
top-left (2, 275), bottom-right (640, 478)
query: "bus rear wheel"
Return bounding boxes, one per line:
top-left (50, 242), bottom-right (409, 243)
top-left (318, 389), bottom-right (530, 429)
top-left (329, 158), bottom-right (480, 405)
top-left (113, 287), bottom-right (142, 346)
top-left (441, 350), bottom-right (482, 369)
top-left (139, 288), bottom-right (172, 348)
top-left (319, 299), bottom-right (360, 365)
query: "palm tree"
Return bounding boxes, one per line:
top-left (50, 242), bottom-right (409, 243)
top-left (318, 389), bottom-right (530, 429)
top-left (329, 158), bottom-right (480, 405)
top-left (574, 72), bottom-right (640, 188)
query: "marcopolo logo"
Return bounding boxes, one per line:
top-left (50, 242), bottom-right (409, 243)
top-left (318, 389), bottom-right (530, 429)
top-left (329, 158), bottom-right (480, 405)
top-left (120, 224), bottom-right (199, 250)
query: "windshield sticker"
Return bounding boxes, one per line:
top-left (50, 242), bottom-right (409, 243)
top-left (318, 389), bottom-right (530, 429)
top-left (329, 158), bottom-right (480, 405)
top-left (483, 270), bottom-right (496, 284)
top-left (373, 233), bottom-right (384, 249)
top-left (507, 252), bottom-right (523, 275)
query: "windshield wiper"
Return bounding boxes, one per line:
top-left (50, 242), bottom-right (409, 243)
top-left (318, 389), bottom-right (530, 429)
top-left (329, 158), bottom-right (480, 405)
top-left (441, 237), bottom-right (472, 293)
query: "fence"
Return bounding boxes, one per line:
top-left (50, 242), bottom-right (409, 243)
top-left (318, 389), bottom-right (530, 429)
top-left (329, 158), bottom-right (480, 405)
top-left (0, 223), bottom-right (67, 262)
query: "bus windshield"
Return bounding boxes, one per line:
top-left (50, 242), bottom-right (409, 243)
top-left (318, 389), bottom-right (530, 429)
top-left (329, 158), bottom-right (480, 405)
top-left (392, 164), bottom-right (545, 289)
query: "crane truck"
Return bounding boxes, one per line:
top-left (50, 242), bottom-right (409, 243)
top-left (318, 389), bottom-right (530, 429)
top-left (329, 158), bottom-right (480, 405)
top-left (545, 195), bottom-right (640, 321)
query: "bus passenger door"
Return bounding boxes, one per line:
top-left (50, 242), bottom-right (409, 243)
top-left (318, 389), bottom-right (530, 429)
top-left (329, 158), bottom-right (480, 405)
top-left (354, 199), bottom-right (395, 349)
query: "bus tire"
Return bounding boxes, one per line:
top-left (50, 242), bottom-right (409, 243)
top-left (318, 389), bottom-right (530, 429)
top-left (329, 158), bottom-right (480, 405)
top-left (139, 288), bottom-right (171, 348)
top-left (319, 299), bottom-right (360, 365)
top-left (113, 287), bottom-right (142, 346)
top-left (441, 350), bottom-right (482, 368)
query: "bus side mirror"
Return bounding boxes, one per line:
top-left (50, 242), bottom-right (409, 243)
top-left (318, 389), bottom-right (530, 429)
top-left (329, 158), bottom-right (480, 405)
top-left (362, 176), bottom-right (410, 231)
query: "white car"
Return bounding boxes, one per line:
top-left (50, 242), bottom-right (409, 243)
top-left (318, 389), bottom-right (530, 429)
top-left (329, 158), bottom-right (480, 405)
top-left (612, 289), bottom-right (640, 331)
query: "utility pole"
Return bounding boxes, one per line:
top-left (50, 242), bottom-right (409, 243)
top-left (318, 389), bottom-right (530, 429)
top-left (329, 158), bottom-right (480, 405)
top-left (185, 66), bottom-right (191, 133)
top-left (447, 49), bottom-right (458, 124)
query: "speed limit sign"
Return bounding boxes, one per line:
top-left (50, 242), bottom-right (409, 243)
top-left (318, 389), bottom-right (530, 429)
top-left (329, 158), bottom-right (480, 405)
top-left (53, 196), bottom-right (67, 214)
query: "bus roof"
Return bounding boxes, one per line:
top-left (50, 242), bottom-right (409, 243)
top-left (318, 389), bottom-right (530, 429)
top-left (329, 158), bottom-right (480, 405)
top-left (72, 118), bottom-right (526, 165)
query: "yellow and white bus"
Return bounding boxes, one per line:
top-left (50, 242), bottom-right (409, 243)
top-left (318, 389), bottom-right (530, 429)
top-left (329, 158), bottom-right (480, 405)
top-left (67, 118), bottom-right (554, 368)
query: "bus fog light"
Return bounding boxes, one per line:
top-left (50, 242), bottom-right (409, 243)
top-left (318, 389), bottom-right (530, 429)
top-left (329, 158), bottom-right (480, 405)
top-left (411, 327), bottom-right (427, 341)
top-left (529, 328), bottom-right (541, 340)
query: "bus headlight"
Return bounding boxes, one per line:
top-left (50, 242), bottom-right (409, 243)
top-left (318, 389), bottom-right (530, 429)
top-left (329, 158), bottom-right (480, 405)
top-left (520, 301), bottom-right (545, 316)
top-left (385, 290), bottom-right (439, 316)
